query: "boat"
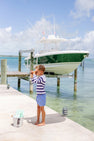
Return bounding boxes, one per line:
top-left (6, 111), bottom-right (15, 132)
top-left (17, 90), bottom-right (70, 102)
top-left (24, 35), bottom-right (89, 75)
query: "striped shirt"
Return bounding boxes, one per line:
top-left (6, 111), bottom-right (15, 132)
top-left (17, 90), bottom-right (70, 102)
top-left (30, 74), bottom-right (46, 95)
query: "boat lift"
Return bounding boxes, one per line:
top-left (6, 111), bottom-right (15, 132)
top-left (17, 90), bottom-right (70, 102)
top-left (18, 49), bottom-right (77, 95)
top-left (0, 49), bottom-right (77, 95)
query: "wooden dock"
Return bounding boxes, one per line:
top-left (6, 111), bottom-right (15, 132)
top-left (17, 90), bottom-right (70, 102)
top-left (0, 71), bottom-right (29, 77)
top-left (0, 85), bottom-right (94, 141)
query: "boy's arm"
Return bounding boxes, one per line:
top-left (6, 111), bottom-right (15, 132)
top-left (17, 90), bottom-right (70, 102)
top-left (30, 71), bottom-right (37, 84)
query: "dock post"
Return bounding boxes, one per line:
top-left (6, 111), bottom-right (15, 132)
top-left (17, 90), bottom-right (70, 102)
top-left (18, 51), bottom-right (21, 89)
top-left (57, 77), bottom-right (60, 93)
top-left (29, 51), bottom-right (34, 93)
top-left (82, 61), bottom-right (84, 70)
top-left (1, 59), bottom-right (7, 84)
top-left (57, 77), bottom-right (60, 87)
top-left (74, 68), bottom-right (77, 94)
top-left (80, 61), bottom-right (84, 70)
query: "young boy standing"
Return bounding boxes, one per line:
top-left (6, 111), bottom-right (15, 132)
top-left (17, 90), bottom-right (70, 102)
top-left (30, 65), bottom-right (46, 126)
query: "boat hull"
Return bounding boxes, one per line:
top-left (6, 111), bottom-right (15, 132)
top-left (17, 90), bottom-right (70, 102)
top-left (39, 62), bottom-right (81, 75)
top-left (25, 51), bottom-right (89, 74)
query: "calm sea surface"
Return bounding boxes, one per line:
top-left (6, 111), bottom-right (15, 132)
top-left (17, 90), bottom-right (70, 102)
top-left (0, 56), bottom-right (94, 132)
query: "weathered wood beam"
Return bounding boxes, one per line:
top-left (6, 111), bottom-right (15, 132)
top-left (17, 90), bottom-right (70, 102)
top-left (1, 59), bottom-right (7, 84)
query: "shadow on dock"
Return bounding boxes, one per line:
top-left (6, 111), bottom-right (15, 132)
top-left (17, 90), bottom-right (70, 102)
top-left (24, 113), bottom-right (66, 125)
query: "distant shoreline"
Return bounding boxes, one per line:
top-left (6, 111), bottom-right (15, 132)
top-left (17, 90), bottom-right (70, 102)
top-left (0, 55), bottom-right (18, 57)
top-left (0, 55), bottom-right (26, 57)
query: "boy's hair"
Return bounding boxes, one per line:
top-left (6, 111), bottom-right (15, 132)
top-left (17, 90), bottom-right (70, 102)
top-left (38, 65), bottom-right (45, 72)
top-left (35, 66), bottom-right (38, 69)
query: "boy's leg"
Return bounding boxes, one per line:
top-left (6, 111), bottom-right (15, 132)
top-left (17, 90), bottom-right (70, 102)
top-left (37, 106), bottom-right (45, 126)
top-left (42, 106), bottom-right (45, 123)
top-left (35, 104), bottom-right (41, 125)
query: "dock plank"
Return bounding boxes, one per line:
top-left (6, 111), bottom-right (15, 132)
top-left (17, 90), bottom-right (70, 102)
top-left (0, 85), bottom-right (94, 141)
top-left (0, 71), bottom-right (29, 77)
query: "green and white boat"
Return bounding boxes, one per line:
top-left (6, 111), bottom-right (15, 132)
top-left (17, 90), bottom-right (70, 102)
top-left (25, 35), bottom-right (89, 75)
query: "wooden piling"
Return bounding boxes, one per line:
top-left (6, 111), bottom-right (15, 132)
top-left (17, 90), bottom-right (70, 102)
top-left (57, 77), bottom-right (60, 87)
top-left (18, 51), bottom-right (21, 88)
top-left (29, 51), bottom-right (34, 93)
top-left (82, 61), bottom-right (84, 70)
top-left (30, 51), bottom-right (33, 71)
top-left (80, 61), bottom-right (84, 70)
top-left (1, 59), bottom-right (7, 84)
top-left (74, 68), bottom-right (77, 93)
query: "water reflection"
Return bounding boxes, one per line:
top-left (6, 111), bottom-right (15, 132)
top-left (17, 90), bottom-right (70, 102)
top-left (56, 87), bottom-right (60, 96)
top-left (73, 92), bottom-right (77, 100)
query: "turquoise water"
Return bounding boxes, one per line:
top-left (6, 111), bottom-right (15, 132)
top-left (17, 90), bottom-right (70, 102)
top-left (0, 57), bottom-right (94, 132)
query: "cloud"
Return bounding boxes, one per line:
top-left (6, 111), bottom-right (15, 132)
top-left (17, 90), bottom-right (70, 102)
top-left (62, 31), bottom-right (94, 57)
top-left (0, 18), bottom-right (94, 57)
top-left (83, 31), bottom-right (94, 55)
top-left (69, 37), bottom-right (81, 42)
top-left (5, 27), bottom-right (12, 32)
top-left (71, 0), bottom-right (94, 19)
top-left (0, 18), bottom-right (55, 55)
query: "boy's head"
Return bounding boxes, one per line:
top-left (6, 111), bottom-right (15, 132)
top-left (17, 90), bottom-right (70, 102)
top-left (36, 65), bottom-right (45, 76)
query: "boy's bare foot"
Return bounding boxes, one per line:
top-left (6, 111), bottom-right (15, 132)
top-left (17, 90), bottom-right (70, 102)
top-left (35, 121), bottom-right (39, 125)
top-left (37, 122), bottom-right (45, 126)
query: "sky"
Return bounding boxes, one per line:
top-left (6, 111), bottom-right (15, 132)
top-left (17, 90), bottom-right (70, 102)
top-left (0, 0), bottom-right (94, 57)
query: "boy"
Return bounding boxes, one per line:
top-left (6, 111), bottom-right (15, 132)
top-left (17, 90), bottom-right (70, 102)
top-left (30, 65), bottom-right (46, 126)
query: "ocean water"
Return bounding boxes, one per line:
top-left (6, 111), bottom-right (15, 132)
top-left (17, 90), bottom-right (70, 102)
top-left (0, 56), bottom-right (94, 132)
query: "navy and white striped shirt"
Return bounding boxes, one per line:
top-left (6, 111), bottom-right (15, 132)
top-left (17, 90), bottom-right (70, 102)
top-left (30, 74), bottom-right (46, 95)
